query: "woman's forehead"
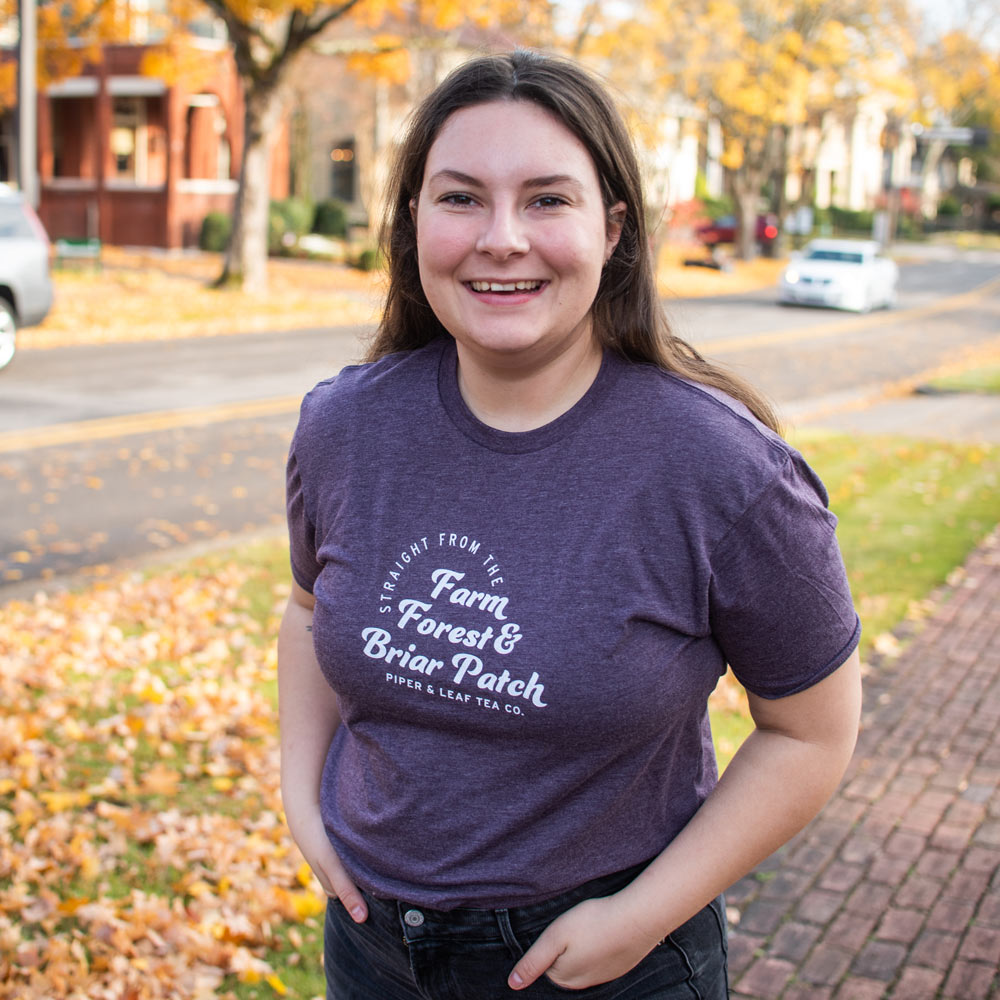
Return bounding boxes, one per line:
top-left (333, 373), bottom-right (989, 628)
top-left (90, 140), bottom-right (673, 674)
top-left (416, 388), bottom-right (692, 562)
top-left (423, 100), bottom-right (600, 186)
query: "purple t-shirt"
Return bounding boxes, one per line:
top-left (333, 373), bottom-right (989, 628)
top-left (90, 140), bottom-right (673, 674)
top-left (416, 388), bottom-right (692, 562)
top-left (286, 336), bottom-right (860, 908)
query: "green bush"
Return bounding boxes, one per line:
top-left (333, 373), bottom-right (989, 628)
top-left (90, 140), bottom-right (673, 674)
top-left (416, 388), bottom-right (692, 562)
top-left (896, 214), bottom-right (922, 239)
top-left (268, 197), bottom-right (314, 254)
top-left (313, 199), bottom-right (349, 237)
top-left (354, 247), bottom-right (383, 272)
top-left (830, 207), bottom-right (875, 233)
top-left (937, 195), bottom-right (961, 217)
top-left (199, 212), bottom-right (232, 253)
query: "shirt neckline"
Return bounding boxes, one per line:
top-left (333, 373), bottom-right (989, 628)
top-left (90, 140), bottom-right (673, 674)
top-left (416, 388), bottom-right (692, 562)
top-left (436, 337), bottom-right (620, 454)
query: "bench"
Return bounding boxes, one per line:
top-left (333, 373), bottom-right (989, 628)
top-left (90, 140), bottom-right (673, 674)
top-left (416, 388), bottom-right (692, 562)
top-left (55, 238), bottom-right (102, 270)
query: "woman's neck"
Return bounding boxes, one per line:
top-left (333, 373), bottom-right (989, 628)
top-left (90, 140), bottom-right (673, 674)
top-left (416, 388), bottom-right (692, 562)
top-left (454, 336), bottom-right (604, 432)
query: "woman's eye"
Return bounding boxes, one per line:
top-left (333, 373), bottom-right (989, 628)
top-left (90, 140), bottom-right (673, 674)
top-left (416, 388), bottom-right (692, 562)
top-left (441, 193), bottom-right (476, 206)
top-left (532, 196), bottom-right (568, 209)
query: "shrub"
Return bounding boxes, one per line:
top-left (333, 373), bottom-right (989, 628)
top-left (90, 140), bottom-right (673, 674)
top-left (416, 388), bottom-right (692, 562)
top-left (313, 199), bottom-right (349, 238)
top-left (354, 247), bottom-right (383, 271)
top-left (199, 212), bottom-right (232, 252)
top-left (268, 198), bottom-right (314, 254)
top-left (830, 207), bottom-right (874, 234)
top-left (937, 195), bottom-right (961, 217)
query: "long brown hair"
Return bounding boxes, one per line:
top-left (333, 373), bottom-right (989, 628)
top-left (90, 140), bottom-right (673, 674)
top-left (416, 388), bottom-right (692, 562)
top-left (366, 49), bottom-right (780, 432)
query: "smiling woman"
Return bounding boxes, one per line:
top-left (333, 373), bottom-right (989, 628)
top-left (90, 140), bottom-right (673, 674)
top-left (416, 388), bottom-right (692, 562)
top-left (278, 49), bottom-right (862, 1000)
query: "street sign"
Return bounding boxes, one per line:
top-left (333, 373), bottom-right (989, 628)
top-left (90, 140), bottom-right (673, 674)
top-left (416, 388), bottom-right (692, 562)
top-left (914, 126), bottom-right (991, 146)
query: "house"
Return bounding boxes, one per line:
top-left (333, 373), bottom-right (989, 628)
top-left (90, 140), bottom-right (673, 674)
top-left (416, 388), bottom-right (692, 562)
top-left (1, 33), bottom-right (288, 249)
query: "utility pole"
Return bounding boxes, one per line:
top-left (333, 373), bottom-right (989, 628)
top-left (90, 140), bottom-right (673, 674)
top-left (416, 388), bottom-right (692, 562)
top-left (17, 0), bottom-right (38, 208)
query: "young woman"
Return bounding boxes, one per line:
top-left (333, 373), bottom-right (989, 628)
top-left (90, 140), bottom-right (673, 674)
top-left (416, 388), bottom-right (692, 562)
top-left (279, 50), bottom-right (861, 999)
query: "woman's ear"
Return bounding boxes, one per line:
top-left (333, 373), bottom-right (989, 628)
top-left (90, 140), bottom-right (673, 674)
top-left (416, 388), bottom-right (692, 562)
top-left (409, 197), bottom-right (418, 226)
top-left (605, 201), bottom-right (627, 260)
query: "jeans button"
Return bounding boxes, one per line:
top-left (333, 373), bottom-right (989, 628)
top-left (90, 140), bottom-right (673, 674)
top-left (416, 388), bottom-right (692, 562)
top-left (404, 909), bottom-right (425, 927)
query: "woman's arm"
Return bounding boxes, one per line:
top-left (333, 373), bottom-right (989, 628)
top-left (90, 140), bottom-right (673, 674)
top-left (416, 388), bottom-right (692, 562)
top-left (278, 579), bottom-right (368, 922)
top-left (509, 649), bottom-right (862, 990)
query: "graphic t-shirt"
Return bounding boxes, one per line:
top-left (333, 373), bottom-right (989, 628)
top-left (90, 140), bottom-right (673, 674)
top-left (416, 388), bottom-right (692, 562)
top-left (286, 336), bottom-right (860, 909)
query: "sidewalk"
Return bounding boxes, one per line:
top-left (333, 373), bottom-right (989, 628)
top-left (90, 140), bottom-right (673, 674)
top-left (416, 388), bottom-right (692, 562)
top-left (726, 528), bottom-right (1000, 999)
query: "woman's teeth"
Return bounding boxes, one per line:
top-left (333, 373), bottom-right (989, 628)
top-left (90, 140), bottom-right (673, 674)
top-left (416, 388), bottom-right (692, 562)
top-left (470, 281), bottom-right (543, 292)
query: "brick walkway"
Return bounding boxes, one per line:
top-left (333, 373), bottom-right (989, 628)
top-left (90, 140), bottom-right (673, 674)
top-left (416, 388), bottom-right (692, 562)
top-left (726, 529), bottom-right (1000, 999)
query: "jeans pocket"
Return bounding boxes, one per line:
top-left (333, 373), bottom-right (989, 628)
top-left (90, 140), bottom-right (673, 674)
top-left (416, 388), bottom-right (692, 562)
top-left (510, 897), bottom-right (728, 1000)
top-left (656, 895), bottom-right (729, 1000)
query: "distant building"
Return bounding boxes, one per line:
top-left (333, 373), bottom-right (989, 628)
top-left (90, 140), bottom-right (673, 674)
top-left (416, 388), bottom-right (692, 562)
top-left (1, 34), bottom-right (288, 248)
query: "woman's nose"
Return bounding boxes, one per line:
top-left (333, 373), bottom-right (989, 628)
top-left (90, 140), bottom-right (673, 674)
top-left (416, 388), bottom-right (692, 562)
top-left (475, 206), bottom-right (529, 258)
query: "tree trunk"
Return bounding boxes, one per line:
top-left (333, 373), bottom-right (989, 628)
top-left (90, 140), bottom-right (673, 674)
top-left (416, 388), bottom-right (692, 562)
top-left (219, 87), bottom-right (284, 293)
top-left (733, 171), bottom-right (761, 261)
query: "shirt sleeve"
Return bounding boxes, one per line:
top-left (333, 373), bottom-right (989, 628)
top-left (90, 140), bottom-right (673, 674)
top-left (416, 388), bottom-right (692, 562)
top-left (708, 453), bottom-right (861, 699)
top-left (286, 430), bottom-right (321, 594)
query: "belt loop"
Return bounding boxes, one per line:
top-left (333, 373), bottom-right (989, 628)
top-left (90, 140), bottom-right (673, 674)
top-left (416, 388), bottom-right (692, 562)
top-left (495, 908), bottom-right (524, 957)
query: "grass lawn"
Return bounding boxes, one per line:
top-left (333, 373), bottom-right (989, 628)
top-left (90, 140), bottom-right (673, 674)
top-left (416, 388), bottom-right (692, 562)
top-left (1, 430), bottom-right (998, 999)
top-left (923, 364), bottom-right (1000, 395)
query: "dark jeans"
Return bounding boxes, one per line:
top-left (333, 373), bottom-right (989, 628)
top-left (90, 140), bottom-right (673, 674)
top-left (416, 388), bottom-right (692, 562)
top-left (324, 861), bottom-right (729, 999)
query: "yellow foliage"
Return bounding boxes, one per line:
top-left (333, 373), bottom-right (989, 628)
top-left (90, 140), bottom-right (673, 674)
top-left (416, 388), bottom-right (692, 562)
top-left (721, 138), bottom-right (744, 169)
top-left (40, 790), bottom-right (93, 813)
top-left (0, 62), bottom-right (15, 112)
top-left (347, 46), bottom-right (411, 86)
top-left (139, 41), bottom-right (219, 93)
top-left (266, 973), bottom-right (289, 995)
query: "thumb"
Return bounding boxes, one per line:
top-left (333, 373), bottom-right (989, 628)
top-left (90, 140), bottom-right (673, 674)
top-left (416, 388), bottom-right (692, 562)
top-left (508, 935), bottom-right (564, 991)
top-left (319, 852), bottom-right (368, 924)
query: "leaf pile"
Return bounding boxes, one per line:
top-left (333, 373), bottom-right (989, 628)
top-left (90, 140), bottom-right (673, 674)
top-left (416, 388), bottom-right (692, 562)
top-left (0, 564), bottom-right (324, 999)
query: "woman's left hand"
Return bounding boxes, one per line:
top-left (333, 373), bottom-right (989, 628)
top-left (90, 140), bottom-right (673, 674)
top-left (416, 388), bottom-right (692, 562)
top-left (507, 893), bottom-right (659, 991)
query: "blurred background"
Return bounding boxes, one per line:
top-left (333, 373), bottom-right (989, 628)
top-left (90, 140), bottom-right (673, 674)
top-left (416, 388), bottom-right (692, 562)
top-left (1, 0), bottom-right (999, 281)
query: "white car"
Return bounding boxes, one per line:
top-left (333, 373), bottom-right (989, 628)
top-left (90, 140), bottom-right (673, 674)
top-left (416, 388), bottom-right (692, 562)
top-left (779, 238), bottom-right (898, 313)
top-left (0, 183), bottom-right (54, 370)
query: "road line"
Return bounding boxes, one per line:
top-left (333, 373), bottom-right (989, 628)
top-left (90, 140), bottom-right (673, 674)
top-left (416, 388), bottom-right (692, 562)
top-left (0, 395), bottom-right (303, 454)
top-left (3, 275), bottom-right (998, 455)
top-left (701, 274), bottom-right (1000, 354)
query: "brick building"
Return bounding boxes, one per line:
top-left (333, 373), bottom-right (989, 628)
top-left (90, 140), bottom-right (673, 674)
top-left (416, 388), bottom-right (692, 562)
top-left (4, 40), bottom-right (288, 249)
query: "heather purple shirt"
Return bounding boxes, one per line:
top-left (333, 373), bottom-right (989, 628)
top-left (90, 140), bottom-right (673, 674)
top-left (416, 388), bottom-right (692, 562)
top-left (286, 336), bottom-right (860, 908)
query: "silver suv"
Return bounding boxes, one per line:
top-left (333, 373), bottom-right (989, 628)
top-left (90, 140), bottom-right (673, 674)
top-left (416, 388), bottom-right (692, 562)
top-left (0, 183), bottom-right (54, 370)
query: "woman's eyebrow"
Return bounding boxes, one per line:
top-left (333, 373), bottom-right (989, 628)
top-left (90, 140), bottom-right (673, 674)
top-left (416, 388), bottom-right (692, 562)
top-left (426, 169), bottom-right (483, 188)
top-left (426, 169), bottom-right (585, 192)
top-left (524, 174), bottom-right (584, 191)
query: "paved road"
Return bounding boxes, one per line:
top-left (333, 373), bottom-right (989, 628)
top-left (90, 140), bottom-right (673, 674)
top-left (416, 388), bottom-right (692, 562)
top-left (1, 251), bottom-right (998, 595)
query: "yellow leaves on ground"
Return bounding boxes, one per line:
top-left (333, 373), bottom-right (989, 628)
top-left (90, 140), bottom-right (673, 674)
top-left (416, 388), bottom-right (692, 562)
top-left (26, 248), bottom-right (380, 352)
top-left (0, 564), bottom-right (322, 999)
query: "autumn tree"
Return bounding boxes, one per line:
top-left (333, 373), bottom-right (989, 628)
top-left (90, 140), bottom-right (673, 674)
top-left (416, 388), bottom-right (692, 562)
top-left (579, 0), bottom-right (907, 259)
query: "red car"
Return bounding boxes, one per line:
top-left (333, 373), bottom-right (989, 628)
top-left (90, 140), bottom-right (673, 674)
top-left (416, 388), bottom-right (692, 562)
top-left (695, 214), bottom-right (779, 249)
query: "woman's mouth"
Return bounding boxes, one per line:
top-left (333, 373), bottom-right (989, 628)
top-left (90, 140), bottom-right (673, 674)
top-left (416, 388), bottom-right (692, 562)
top-left (468, 280), bottom-right (545, 293)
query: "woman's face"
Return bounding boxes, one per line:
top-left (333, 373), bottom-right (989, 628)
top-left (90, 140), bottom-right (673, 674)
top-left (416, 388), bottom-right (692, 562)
top-left (413, 100), bottom-right (624, 374)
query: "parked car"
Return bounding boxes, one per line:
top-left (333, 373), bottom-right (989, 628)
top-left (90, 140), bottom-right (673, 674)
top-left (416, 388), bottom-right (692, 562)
top-left (0, 183), bottom-right (54, 370)
top-left (778, 238), bottom-right (898, 313)
top-left (695, 213), bottom-right (779, 249)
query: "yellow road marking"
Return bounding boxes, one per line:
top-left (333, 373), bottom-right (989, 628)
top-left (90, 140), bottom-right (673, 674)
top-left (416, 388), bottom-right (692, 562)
top-left (2, 275), bottom-right (998, 455)
top-left (0, 395), bottom-right (302, 454)
top-left (703, 274), bottom-right (1000, 354)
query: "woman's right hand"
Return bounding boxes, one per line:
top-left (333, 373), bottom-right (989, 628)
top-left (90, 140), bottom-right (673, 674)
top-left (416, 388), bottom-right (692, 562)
top-left (291, 809), bottom-right (368, 923)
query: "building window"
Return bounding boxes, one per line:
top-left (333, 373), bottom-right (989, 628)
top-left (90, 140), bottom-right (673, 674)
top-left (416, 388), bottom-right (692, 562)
top-left (330, 139), bottom-right (356, 203)
top-left (51, 97), bottom-right (99, 178)
top-left (185, 96), bottom-right (230, 181)
top-left (111, 97), bottom-right (145, 180)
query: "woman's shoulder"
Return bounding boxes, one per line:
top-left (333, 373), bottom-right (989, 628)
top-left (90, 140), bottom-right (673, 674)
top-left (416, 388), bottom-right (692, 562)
top-left (611, 357), bottom-right (827, 511)
top-left (299, 338), bottom-right (446, 422)
top-left (616, 358), bottom-right (789, 461)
